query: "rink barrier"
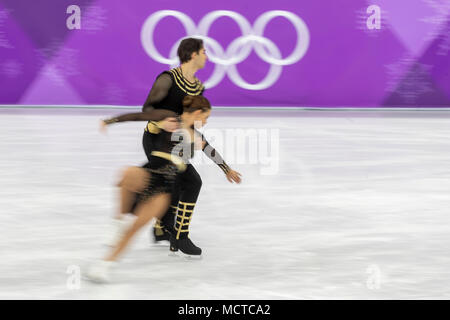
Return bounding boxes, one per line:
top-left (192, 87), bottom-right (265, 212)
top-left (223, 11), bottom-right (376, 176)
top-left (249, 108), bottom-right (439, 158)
top-left (1, 105), bottom-right (450, 111)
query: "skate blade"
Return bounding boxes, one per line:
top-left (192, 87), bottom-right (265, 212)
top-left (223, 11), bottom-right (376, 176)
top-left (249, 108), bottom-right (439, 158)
top-left (171, 251), bottom-right (202, 260)
top-left (153, 240), bottom-right (170, 247)
top-left (102, 243), bottom-right (116, 248)
top-left (82, 274), bottom-right (110, 284)
top-left (183, 254), bottom-right (203, 261)
top-left (102, 237), bottom-right (120, 247)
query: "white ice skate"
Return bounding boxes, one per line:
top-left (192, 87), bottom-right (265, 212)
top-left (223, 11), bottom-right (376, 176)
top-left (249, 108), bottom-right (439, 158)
top-left (85, 260), bottom-right (116, 283)
top-left (103, 216), bottom-right (134, 247)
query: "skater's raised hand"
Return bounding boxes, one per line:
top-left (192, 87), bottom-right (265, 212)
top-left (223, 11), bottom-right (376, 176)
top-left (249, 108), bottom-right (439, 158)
top-left (226, 169), bottom-right (242, 184)
top-left (100, 117), bottom-right (119, 134)
top-left (100, 120), bottom-right (109, 134)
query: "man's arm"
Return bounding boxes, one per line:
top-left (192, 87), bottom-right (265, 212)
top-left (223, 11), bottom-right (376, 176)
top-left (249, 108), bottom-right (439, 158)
top-left (142, 73), bottom-right (172, 112)
top-left (103, 109), bottom-right (177, 124)
top-left (101, 73), bottom-right (176, 126)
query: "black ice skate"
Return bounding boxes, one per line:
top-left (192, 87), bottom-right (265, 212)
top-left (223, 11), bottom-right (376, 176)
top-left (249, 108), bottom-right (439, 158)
top-left (153, 225), bottom-right (170, 242)
top-left (169, 235), bottom-right (202, 258)
top-left (152, 219), bottom-right (171, 244)
top-left (152, 206), bottom-right (177, 244)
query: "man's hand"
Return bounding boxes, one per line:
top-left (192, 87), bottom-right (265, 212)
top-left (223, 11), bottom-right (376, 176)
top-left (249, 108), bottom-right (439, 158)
top-left (226, 170), bottom-right (242, 184)
top-left (100, 120), bottom-right (108, 134)
top-left (159, 117), bottom-right (179, 132)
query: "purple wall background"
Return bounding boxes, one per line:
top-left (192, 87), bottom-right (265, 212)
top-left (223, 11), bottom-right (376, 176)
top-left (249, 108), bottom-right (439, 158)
top-left (0, 0), bottom-right (449, 107)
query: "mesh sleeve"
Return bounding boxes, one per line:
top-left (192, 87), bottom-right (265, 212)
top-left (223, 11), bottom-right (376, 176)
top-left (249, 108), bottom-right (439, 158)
top-left (142, 73), bottom-right (172, 112)
top-left (104, 109), bottom-right (177, 124)
top-left (198, 131), bottom-right (231, 174)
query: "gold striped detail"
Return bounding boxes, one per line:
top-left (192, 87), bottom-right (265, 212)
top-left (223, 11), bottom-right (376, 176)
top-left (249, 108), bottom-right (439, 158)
top-left (175, 202), bottom-right (187, 239)
top-left (169, 69), bottom-right (204, 96)
top-left (179, 201), bottom-right (196, 206)
top-left (176, 215), bottom-right (192, 221)
top-left (154, 219), bottom-right (165, 236)
top-left (177, 223), bottom-right (191, 227)
top-left (172, 68), bottom-right (201, 89)
top-left (154, 219), bottom-right (163, 229)
top-left (175, 201), bottom-right (196, 239)
top-left (146, 121), bottom-right (161, 134)
top-left (219, 163), bottom-right (231, 174)
top-left (151, 151), bottom-right (187, 172)
top-left (175, 209), bottom-right (194, 213)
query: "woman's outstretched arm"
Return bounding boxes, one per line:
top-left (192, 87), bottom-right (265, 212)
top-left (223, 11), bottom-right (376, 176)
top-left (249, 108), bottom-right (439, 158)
top-left (196, 130), bottom-right (242, 183)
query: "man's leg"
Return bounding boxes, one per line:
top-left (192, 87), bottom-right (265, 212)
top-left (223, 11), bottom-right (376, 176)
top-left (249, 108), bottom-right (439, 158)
top-left (153, 176), bottom-right (180, 242)
top-left (170, 164), bottom-right (203, 257)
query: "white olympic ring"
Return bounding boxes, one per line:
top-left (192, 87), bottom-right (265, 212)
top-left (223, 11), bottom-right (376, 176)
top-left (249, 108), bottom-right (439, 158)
top-left (141, 10), bottom-right (310, 90)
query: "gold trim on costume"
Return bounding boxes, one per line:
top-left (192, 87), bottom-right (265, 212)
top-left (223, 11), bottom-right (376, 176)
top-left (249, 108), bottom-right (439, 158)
top-left (178, 201), bottom-right (196, 206)
top-left (175, 201), bottom-right (197, 239)
top-left (154, 219), bottom-right (165, 236)
top-left (151, 151), bottom-right (187, 172)
top-left (176, 209), bottom-right (194, 213)
top-left (169, 69), bottom-right (204, 96)
top-left (173, 68), bottom-right (201, 89)
top-left (146, 121), bottom-right (161, 134)
top-left (176, 215), bottom-right (192, 220)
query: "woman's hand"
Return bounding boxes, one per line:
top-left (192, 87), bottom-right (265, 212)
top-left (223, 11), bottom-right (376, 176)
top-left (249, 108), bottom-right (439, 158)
top-left (226, 170), bottom-right (242, 184)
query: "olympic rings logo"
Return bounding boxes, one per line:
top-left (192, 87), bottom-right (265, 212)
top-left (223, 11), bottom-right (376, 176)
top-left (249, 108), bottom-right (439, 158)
top-left (141, 10), bottom-right (310, 90)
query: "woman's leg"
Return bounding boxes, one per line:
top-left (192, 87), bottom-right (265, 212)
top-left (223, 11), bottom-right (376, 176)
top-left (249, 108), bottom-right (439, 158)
top-left (105, 192), bottom-right (171, 262)
top-left (104, 167), bottom-right (151, 247)
top-left (115, 167), bottom-right (150, 218)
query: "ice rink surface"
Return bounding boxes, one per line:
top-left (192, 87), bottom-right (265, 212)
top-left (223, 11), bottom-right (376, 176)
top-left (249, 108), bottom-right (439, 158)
top-left (0, 108), bottom-right (449, 299)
